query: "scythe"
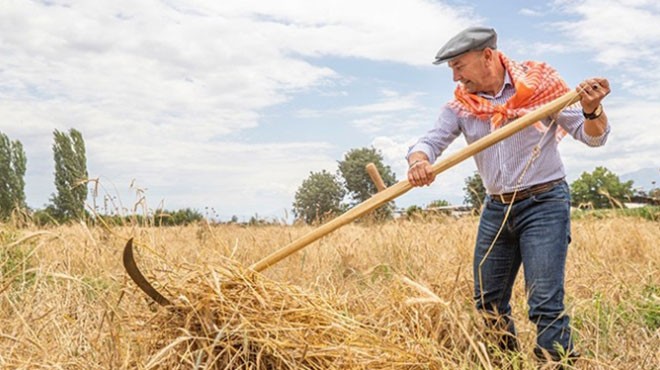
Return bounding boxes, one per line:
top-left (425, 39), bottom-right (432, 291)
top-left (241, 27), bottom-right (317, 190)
top-left (124, 90), bottom-right (581, 306)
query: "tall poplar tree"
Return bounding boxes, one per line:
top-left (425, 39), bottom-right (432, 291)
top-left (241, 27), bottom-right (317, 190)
top-left (51, 128), bottom-right (88, 221)
top-left (0, 132), bottom-right (27, 220)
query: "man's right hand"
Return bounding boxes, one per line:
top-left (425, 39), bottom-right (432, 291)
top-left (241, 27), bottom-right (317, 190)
top-left (407, 158), bottom-right (436, 187)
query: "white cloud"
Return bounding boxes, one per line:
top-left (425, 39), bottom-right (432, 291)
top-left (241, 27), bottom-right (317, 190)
top-left (352, 113), bottom-right (430, 135)
top-left (344, 92), bottom-right (425, 114)
top-left (3, 0), bottom-right (654, 220)
top-left (296, 89), bottom-right (436, 134)
top-left (508, 40), bottom-right (570, 56)
top-left (560, 98), bottom-right (660, 177)
top-left (519, 8), bottom-right (543, 17)
top-left (193, 0), bottom-right (477, 65)
top-left (0, 0), bottom-right (479, 218)
top-left (346, 89), bottom-right (439, 134)
top-left (552, 0), bottom-right (660, 94)
top-left (547, 0), bottom-right (660, 177)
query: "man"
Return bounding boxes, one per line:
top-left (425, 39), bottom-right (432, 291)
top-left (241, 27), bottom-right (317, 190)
top-left (407, 27), bottom-right (610, 364)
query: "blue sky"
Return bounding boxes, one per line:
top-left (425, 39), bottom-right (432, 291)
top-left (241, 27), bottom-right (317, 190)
top-left (1, 0), bottom-right (659, 221)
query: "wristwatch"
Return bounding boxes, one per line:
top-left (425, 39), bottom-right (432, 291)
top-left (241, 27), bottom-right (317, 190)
top-left (583, 104), bottom-right (603, 120)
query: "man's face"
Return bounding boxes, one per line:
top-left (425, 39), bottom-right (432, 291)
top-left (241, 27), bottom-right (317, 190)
top-left (448, 50), bottom-right (489, 93)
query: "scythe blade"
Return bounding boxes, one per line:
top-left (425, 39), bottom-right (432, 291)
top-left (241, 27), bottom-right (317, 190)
top-left (123, 238), bottom-right (172, 306)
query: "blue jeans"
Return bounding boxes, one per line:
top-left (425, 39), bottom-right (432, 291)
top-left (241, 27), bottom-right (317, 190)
top-left (474, 181), bottom-right (573, 355)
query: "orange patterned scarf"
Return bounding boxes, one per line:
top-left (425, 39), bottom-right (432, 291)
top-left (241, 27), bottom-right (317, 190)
top-left (450, 52), bottom-right (571, 141)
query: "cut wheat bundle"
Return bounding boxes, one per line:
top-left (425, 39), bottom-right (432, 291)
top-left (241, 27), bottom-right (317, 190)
top-left (131, 258), bottom-right (444, 370)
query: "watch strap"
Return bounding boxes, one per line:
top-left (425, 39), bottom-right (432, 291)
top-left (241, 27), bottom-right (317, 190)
top-left (583, 104), bottom-right (603, 120)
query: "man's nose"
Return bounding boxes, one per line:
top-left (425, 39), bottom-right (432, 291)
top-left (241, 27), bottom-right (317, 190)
top-left (452, 69), bottom-right (461, 82)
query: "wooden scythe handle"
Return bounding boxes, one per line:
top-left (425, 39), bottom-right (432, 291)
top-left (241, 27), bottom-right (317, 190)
top-left (249, 90), bottom-right (581, 272)
top-left (366, 163), bottom-right (387, 192)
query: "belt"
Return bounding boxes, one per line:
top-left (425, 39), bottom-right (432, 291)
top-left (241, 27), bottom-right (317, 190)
top-left (490, 178), bottom-right (565, 204)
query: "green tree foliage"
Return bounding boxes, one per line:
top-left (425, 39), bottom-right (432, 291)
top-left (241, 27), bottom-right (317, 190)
top-left (0, 132), bottom-right (27, 220)
top-left (154, 208), bottom-right (204, 226)
top-left (463, 171), bottom-right (486, 210)
top-left (337, 147), bottom-right (396, 220)
top-left (571, 166), bottom-right (634, 208)
top-left (51, 129), bottom-right (89, 221)
top-left (427, 199), bottom-right (451, 216)
top-left (293, 170), bottom-right (345, 224)
top-left (31, 206), bottom-right (60, 226)
top-left (650, 188), bottom-right (660, 199)
top-left (405, 200), bottom-right (452, 219)
top-left (405, 204), bottom-right (423, 218)
top-left (427, 199), bottom-right (450, 208)
top-left (337, 147), bottom-right (396, 204)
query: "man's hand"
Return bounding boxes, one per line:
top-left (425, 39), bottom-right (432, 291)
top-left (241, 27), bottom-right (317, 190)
top-left (577, 77), bottom-right (610, 114)
top-left (577, 77), bottom-right (610, 137)
top-left (407, 155), bottom-right (436, 187)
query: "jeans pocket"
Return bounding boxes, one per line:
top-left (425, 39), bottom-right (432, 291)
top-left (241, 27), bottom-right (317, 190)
top-left (484, 196), bottom-right (505, 211)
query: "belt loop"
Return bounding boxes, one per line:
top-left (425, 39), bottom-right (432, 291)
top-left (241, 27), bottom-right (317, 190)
top-left (499, 193), bottom-right (506, 204)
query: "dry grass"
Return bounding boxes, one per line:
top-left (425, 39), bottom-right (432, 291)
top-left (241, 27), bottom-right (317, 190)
top-left (0, 214), bottom-right (658, 369)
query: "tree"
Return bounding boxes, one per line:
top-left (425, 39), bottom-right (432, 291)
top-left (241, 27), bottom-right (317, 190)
top-left (337, 147), bottom-right (396, 204)
top-left (293, 170), bottom-right (346, 224)
top-left (405, 204), bottom-right (423, 218)
top-left (463, 171), bottom-right (486, 210)
top-left (427, 199), bottom-right (451, 216)
top-left (154, 208), bottom-right (204, 226)
top-left (427, 199), bottom-right (450, 208)
top-left (570, 166), bottom-right (634, 208)
top-left (647, 180), bottom-right (659, 200)
top-left (51, 129), bottom-right (89, 221)
top-left (650, 187), bottom-right (660, 199)
top-left (337, 147), bottom-right (396, 220)
top-left (0, 132), bottom-right (27, 220)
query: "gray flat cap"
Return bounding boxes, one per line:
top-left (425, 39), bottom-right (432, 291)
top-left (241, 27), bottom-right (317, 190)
top-left (433, 27), bottom-right (497, 64)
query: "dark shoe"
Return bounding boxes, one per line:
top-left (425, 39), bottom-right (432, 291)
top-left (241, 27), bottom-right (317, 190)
top-left (533, 347), bottom-right (580, 369)
top-left (498, 331), bottom-right (519, 352)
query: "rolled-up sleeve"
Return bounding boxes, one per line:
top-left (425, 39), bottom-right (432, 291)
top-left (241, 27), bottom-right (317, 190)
top-left (556, 106), bottom-right (610, 147)
top-left (407, 106), bottom-right (462, 163)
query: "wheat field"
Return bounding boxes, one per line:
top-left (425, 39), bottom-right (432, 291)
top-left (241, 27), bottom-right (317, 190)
top-left (1, 214), bottom-right (658, 369)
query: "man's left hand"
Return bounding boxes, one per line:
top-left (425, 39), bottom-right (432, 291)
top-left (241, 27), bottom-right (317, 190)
top-left (577, 78), bottom-right (610, 113)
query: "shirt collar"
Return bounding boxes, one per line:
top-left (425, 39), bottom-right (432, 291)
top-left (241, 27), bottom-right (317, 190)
top-left (477, 71), bottom-right (512, 99)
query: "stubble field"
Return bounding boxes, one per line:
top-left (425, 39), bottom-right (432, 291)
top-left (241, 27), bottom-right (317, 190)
top-left (0, 214), bottom-right (658, 369)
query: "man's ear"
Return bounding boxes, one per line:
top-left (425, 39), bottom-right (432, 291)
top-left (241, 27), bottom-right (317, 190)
top-left (483, 48), bottom-right (495, 61)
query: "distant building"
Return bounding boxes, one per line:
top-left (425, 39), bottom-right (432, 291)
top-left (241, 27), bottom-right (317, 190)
top-left (627, 195), bottom-right (660, 206)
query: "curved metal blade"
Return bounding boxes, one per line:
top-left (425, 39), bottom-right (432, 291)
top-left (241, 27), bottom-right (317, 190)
top-left (122, 238), bottom-right (171, 306)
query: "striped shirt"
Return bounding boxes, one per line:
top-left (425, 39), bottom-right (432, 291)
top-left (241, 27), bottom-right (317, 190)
top-left (408, 72), bottom-right (610, 194)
